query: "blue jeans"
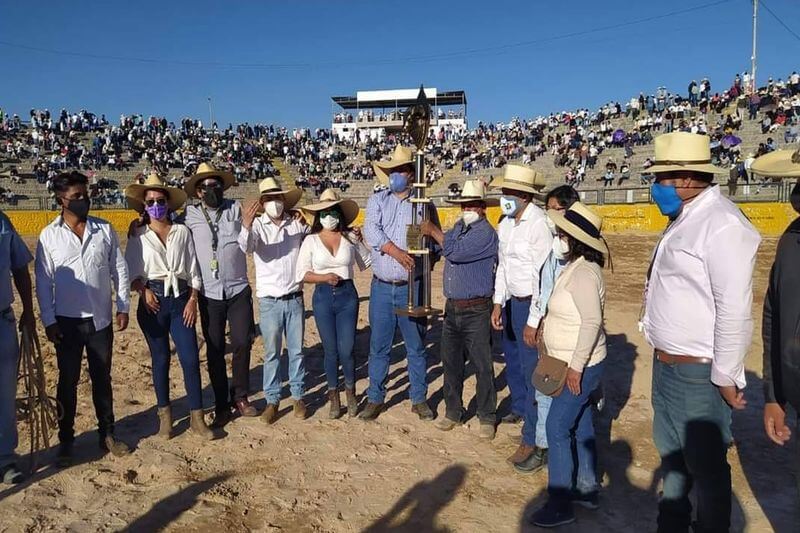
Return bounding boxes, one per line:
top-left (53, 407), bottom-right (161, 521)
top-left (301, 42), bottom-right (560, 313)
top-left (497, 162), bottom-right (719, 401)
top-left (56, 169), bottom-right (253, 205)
top-left (367, 278), bottom-right (428, 405)
top-left (652, 359), bottom-right (732, 533)
top-left (546, 360), bottom-right (604, 506)
top-left (137, 292), bottom-right (204, 410)
top-left (258, 294), bottom-right (305, 404)
top-left (503, 298), bottom-right (550, 448)
top-left (313, 281), bottom-right (358, 390)
top-left (0, 309), bottom-right (19, 468)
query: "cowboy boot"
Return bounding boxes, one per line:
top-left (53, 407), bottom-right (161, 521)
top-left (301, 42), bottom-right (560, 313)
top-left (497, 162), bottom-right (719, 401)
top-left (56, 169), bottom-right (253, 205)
top-left (157, 406), bottom-right (173, 440)
top-left (345, 387), bottom-right (358, 417)
top-left (328, 390), bottom-right (342, 419)
top-left (190, 410), bottom-right (214, 440)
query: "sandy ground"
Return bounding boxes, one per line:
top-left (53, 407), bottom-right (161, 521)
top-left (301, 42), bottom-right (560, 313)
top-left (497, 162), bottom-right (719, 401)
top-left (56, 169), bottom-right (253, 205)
top-left (0, 233), bottom-right (798, 533)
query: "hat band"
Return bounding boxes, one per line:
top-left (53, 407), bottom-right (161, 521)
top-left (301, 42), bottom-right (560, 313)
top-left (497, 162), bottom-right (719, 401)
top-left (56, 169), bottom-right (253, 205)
top-left (503, 176), bottom-right (537, 188)
top-left (564, 210), bottom-right (600, 239)
top-left (653, 159), bottom-right (711, 166)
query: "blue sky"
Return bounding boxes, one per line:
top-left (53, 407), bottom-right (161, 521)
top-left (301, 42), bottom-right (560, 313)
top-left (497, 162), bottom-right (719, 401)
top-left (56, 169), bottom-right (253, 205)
top-left (1, 0), bottom-right (799, 129)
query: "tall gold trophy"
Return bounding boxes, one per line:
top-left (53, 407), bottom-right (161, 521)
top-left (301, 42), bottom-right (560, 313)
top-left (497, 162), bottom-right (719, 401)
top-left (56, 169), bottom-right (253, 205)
top-left (395, 86), bottom-right (441, 318)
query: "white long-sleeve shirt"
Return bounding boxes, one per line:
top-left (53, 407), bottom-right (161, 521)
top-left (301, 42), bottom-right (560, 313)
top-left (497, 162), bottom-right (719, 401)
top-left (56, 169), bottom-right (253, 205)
top-left (493, 202), bottom-right (553, 307)
top-left (35, 215), bottom-right (130, 330)
top-left (124, 224), bottom-right (202, 296)
top-left (238, 214), bottom-right (308, 298)
top-left (642, 185), bottom-right (761, 389)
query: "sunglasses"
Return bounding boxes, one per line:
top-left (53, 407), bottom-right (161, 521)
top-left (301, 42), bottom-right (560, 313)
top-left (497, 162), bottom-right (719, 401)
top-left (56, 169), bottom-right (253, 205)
top-left (319, 209), bottom-right (340, 218)
top-left (199, 180), bottom-right (222, 190)
top-left (145, 198), bottom-right (167, 207)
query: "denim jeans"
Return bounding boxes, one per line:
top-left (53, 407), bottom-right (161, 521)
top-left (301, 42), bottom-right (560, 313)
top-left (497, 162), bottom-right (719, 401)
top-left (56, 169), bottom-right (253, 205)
top-left (137, 290), bottom-right (204, 411)
top-left (367, 278), bottom-right (428, 404)
top-left (652, 359), bottom-right (733, 533)
top-left (503, 298), bottom-right (550, 448)
top-left (0, 309), bottom-right (19, 468)
top-left (259, 294), bottom-right (305, 404)
top-left (312, 280), bottom-right (358, 390)
top-left (546, 360), bottom-right (604, 506)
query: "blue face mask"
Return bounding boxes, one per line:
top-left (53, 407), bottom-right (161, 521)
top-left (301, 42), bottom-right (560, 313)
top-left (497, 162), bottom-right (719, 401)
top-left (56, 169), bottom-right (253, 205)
top-left (389, 172), bottom-right (409, 193)
top-left (500, 195), bottom-right (519, 216)
top-left (651, 183), bottom-right (683, 218)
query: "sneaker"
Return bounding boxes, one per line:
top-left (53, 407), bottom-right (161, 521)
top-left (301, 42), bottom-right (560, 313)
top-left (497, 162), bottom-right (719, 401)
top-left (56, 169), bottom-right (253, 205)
top-left (100, 435), bottom-right (131, 457)
top-left (514, 446), bottom-right (548, 474)
top-left (572, 491), bottom-right (600, 510)
top-left (261, 403), bottom-right (279, 425)
top-left (56, 442), bottom-right (73, 468)
top-left (411, 401), bottom-right (434, 421)
top-left (530, 501), bottom-right (576, 528)
top-left (435, 417), bottom-right (460, 431)
top-left (1, 463), bottom-right (24, 484)
top-left (478, 423), bottom-right (496, 441)
top-left (501, 413), bottom-right (523, 424)
top-left (358, 402), bottom-right (383, 421)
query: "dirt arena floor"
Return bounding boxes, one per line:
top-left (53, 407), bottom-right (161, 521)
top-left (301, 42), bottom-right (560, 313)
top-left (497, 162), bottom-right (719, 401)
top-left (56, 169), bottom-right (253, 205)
top-left (0, 234), bottom-right (797, 532)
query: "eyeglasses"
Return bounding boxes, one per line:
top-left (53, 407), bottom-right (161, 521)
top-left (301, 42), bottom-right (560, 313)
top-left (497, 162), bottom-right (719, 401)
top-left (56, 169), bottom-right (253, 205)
top-left (145, 198), bottom-right (167, 207)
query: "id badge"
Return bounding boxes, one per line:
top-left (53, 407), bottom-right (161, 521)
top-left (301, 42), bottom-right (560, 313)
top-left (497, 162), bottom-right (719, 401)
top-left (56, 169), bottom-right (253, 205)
top-left (210, 258), bottom-right (218, 271)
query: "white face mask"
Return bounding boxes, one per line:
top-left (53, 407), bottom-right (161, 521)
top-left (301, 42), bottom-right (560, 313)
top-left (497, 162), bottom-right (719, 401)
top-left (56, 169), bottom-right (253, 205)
top-left (552, 236), bottom-right (570, 260)
top-left (499, 196), bottom-right (518, 216)
top-left (544, 215), bottom-right (557, 235)
top-left (320, 214), bottom-right (339, 230)
top-left (264, 199), bottom-right (284, 219)
top-left (461, 210), bottom-right (480, 226)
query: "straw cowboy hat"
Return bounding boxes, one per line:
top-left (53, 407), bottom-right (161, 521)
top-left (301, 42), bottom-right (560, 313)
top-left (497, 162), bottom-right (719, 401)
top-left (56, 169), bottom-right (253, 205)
top-left (184, 162), bottom-right (235, 197)
top-left (372, 145), bottom-right (415, 185)
top-left (548, 202), bottom-right (609, 256)
top-left (489, 164), bottom-right (547, 195)
top-left (647, 132), bottom-right (721, 175)
top-left (750, 146), bottom-right (800, 178)
top-left (300, 188), bottom-right (360, 227)
top-left (125, 173), bottom-right (187, 211)
top-left (445, 179), bottom-right (499, 206)
top-left (254, 176), bottom-right (303, 211)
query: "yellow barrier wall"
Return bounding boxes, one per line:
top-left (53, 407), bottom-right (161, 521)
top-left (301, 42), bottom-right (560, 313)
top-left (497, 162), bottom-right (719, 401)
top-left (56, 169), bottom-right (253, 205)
top-left (7, 203), bottom-right (797, 237)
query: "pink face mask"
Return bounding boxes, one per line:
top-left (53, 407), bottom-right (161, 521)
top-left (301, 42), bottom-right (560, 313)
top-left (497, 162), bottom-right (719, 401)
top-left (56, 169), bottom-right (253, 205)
top-left (145, 203), bottom-right (169, 220)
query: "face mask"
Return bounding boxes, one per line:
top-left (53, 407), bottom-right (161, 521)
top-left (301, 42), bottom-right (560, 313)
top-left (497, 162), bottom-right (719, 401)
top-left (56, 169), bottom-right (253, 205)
top-left (552, 236), bottom-right (570, 260)
top-left (145, 203), bottom-right (168, 220)
top-left (202, 187), bottom-right (223, 208)
top-left (651, 183), bottom-right (683, 218)
top-left (64, 197), bottom-right (90, 219)
top-left (264, 199), bottom-right (284, 219)
top-left (461, 211), bottom-right (480, 226)
top-left (320, 214), bottom-right (340, 230)
top-left (500, 196), bottom-right (519, 216)
top-left (544, 215), bottom-right (557, 235)
top-left (389, 172), bottom-right (409, 193)
top-left (791, 182), bottom-right (800, 214)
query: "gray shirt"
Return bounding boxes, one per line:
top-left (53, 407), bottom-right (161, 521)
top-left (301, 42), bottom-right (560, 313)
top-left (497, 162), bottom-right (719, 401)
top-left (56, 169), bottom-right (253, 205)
top-left (0, 211), bottom-right (33, 311)
top-left (184, 199), bottom-right (249, 300)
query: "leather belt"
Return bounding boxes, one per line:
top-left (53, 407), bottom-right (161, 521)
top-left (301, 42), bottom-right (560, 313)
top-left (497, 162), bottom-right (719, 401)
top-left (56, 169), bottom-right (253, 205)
top-left (373, 276), bottom-right (421, 287)
top-left (449, 296), bottom-right (491, 309)
top-left (655, 349), bottom-right (712, 365)
top-left (264, 291), bottom-right (303, 301)
top-left (511, 295), bottom-right (532, 302)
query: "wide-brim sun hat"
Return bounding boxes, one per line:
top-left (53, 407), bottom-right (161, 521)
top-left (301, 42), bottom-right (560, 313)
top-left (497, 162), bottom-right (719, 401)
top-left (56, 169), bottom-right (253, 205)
top-left (253, 176), bottom-right (303, 212)
top-left (372, 145), bottom-right (415, 185)
top-left (445, 179), bottom-right (500, 206)
top-left (648, 131), bottom-right (722, 175)
top-left (300, 188), bottom-right (359, 227)
top-left (489, 163), bottom-right (547, 195)
top-left (750, 146), bottom-right (800, 178)
top-left (548, 202), bottom-right (609, 256)
top-left (125, 173), bottom-right (187, 211)
top-left (183, 162), bottom-right (235, 197)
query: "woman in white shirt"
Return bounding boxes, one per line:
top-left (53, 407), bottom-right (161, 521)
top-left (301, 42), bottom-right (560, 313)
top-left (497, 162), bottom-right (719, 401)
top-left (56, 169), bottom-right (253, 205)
top-left (530, 202), bottom-right (611, 528)
top-left (124, 174), bottom-right (212, 440)
top-left (296, 189), bottom-right (371, 419)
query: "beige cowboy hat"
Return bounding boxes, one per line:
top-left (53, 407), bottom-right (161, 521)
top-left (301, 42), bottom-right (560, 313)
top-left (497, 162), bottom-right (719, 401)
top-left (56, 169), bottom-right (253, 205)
top-left (253, 176), bottom-right (303, 211)
top-left (489, 164), bottom-right (547, 195)
top-left (750, 146), bottom-right (800, 178)
top-left (184, 162), bottom-right (236, 197)
top-left (445, 179), bottom-right (500, 206)
top-left (548, 202), bottom-right (609, 256)
top-left (125, 173), bottom-right (187, 211)
top-left (647, 132), bottom-right (721, 175)
top-left (300, 188), bottom-right (359, 227)
top-left (372, 145), bottom-right (415, 185)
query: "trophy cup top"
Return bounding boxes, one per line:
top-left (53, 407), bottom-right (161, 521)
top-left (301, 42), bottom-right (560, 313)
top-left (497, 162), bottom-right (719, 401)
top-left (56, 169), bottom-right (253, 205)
top-left (403, 85), bottom-right (431, 152)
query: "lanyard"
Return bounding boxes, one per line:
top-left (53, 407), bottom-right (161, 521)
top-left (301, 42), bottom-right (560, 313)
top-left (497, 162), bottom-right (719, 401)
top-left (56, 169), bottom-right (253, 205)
top-left (200, 204), bottom-right (224, 255)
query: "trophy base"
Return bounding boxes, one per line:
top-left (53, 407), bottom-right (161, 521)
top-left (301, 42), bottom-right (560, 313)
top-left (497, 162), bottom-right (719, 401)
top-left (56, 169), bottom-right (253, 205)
top-left (395, 306), bottom-right (443, 318)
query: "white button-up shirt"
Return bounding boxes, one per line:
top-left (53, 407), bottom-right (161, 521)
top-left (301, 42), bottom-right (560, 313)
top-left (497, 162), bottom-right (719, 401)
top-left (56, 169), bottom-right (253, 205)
top-left (493, 202), bottom-right (553, 310)
top-left (124, 224), bottom-right (203, 296)
top-left (35, 215), bottom-right (130, 330)
top-left (642, 186), bottom-right (761, 389)
top-left (238, 214), bottom-right (308, 298)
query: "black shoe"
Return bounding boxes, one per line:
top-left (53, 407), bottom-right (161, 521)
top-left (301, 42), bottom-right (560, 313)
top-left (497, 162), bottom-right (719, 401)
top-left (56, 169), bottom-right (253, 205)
top-left (411, 401), bottom-right (434, 421)
top-left (572, 491), bottom-right (600, 510)
top-left (501, 413), bottom-right (523, 424)
top-left (56, 442), bottom-right (74, 468)
top-left (1, 463), bottom-right (24, 484)
top-left (513, 446), bottom-right (548, 474)
top-left (100, 435), bottom-right (131, 457)
top-left (530, 501), bottom-right (576, 528)
top-left (359, 402), bottom-right (383, 421)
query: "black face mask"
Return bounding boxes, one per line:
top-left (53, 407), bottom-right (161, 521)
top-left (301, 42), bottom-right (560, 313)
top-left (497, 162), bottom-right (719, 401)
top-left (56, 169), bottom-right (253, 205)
top-left (64, 197), bottom-right (90, 220)
top-left (202, 188), bottom-right (224, 208)
top-left (791, 182), bottom-right (800, 215)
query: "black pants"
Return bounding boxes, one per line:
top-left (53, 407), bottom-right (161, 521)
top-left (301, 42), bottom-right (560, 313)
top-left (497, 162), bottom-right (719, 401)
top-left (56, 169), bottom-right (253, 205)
top-left (199, 286), bottom-right (254, 410)
top-left (55, 317), bottom-right (115, 443)
top-left (440, 299), bottom-right (497, 424)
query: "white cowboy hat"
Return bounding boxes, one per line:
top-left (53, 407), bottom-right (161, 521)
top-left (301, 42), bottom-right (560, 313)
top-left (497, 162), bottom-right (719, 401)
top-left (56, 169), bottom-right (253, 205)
top-left (183, 162), bottom-right (235, 197)
top-left (749, 146), bottom-right (800, 178)
top-left (445, 179), bottom-right (500, 206)
top-left (548, 202), bottom-right (609, 256)
top-left (300, 188), bottom-right (359, 227)
top-left (253, 176), bottom-right (303, 211)
top-left (125, 173), bottom-right (187, 211)
top-left (372, 145), bottom-right (415, 185)
top-left (489, 164), bottom-right (547, 195)
top-left (647, 132), bottom-right (722, 175)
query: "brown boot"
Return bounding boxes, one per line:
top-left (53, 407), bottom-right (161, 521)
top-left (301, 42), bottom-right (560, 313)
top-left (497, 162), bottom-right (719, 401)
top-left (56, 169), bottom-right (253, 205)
top-left (345, 387), bottom-right (358, 417)
top-left (190, 410), bottom-right (214, 440)
top-left (293, 399), bottom-right (308, 420)
top-left (157, 406), bottom-right (173, 440)
top-left (328, 390), bottom-right (342, 419)
top-left (507, 444), bottom-right (535, 464)
top-left (261, 403), bottom-right (279, 425)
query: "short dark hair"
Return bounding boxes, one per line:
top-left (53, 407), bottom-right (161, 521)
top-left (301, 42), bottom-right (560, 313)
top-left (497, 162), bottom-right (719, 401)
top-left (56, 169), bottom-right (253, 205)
top-left (52, 171), bottom-right (89, 195)
top-left (566, 235), bottom-right (606, 268)
top-left (545, 185), bottom-right (580, 209)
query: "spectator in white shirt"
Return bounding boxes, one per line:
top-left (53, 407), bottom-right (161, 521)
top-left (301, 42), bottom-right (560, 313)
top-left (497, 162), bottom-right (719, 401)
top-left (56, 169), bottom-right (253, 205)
top-left (238, 178), bottom-right (308, 424)
top-left (296, 189), bottom-right (371, 419)
top-left (123, 174), bottom-right (212, 440)
top-left (489, 164), bottom-right (553, 473)
top-left (643, 133), bottom-right (760, 532)
top-left (34, 171), bottom-right (131, 467)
